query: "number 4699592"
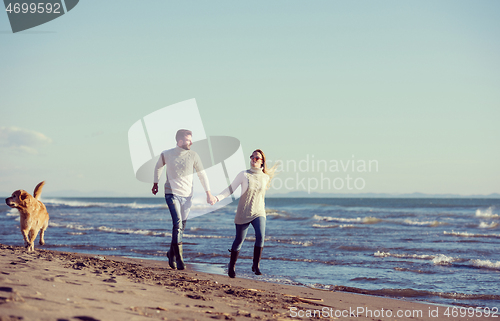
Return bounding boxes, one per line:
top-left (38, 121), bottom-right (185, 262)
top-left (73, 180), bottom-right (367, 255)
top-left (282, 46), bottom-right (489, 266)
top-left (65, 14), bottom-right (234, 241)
top-left (444, 307), bottom-right (498, 318)
top-left (6, 2), bottom-right (62, 14)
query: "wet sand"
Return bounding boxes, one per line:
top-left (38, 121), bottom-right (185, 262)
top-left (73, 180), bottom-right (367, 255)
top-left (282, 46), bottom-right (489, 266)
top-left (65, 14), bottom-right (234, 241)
top-left (0, 243), bottom-right (487, 320)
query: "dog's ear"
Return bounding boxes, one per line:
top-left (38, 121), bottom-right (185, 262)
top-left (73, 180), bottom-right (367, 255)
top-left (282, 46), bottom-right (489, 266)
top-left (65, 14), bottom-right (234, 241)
top-left (18, 190), bottom-right (32, 206)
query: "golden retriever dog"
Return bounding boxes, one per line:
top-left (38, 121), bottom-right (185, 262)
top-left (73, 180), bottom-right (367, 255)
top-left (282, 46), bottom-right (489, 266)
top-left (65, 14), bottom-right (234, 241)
top-left (5, 181), bottom-right (49, 252)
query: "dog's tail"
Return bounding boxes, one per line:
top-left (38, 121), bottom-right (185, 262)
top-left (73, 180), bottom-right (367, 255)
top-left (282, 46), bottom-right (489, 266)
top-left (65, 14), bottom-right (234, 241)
top-left (33, 181), bottom-right (45, 200)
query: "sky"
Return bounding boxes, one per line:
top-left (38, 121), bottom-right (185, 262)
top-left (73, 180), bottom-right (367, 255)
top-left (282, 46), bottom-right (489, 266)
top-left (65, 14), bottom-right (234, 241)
top-left (0, 0), bottom-right (499, 197)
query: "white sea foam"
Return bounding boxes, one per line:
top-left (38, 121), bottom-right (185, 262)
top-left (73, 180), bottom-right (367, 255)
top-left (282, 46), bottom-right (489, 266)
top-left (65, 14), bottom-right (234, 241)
top-left (6, 208), bottom-right (18, 217)
top-left (339, 224), bottom-right (359, 228)
top-left (443, 231), bottom-right (500, 238)
top-left (375, 251), bottom-right (463, 266)
top-left (374, 251), bottom-right (390, 257)
top-left (432, 254), bottom-right (457, 265)
top-left (475, 207), bottom-right (499, 219)
top-left (49, 222), bottom-right (94, 230)
top-left (43, 198), bottom-right (163, 209)
top-left (404, 219), bottom-right (442, 227)
top-left (312, 223), bottom-right (358, 229)
top-left (478, 222), bottom-right (499, 229)
top-left (182, 234), bottom-right (229, 239)
top-left (374, 251), bottom-right (433, 260)
top-left (49, 220), bottom-right (231, 239)
top-left (312, 224), bottom-right (338, 228)
top-left (471, 259), bottom-right (500, 270)
top-left (313, 215), bottom-right (381, 224)
top-left (265, 210), bottom-right (289, 218)
top-left (97, 226), bottom-right (161, 236)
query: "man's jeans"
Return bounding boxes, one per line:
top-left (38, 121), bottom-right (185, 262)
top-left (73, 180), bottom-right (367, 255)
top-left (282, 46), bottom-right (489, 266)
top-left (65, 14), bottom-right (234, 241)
top-left (231, 216), bottom-right (266, 252)
top-left (165, 194), bottom-right (192, 244)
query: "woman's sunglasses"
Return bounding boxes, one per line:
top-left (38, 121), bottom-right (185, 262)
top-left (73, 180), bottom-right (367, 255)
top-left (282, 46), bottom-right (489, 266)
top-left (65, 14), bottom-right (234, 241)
top-left (250, 155), bottom-right (263, 161)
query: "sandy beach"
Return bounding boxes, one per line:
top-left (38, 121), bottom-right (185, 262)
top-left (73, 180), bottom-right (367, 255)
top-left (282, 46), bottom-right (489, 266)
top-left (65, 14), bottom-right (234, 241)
top-left (0, 243), bottom-right (490, 321)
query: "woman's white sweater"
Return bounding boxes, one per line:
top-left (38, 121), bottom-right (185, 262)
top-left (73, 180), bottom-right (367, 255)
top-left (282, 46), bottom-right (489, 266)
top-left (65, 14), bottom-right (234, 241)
top-left (216, 167), bottom-right (270, 224)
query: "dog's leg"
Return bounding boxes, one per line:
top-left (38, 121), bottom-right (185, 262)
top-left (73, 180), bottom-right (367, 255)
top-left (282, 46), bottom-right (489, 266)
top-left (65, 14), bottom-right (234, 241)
top-left (39, 225), bottom-right (47, 245)
top-left (21, 229), bottom-right (30, 248)
top-left (27, 229), bottom-right (38, 252)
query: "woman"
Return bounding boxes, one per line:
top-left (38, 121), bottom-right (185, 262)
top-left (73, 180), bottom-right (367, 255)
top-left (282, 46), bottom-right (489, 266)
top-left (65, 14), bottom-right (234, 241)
top-left (213, 149), bottom-right (276, 278)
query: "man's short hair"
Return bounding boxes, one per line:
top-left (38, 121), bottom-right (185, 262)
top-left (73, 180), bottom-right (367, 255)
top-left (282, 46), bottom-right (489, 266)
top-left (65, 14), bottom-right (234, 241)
top-left (176, 129), bottom-right (192, 142)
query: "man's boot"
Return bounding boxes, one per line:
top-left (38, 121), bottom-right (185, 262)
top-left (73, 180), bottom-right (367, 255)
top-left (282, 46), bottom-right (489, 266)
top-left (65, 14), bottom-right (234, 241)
top-left (174, 243), bottom-right (186, 270)
top-left (167, 243), bottom-right (177, 269)
top-left (252, 246), bottom-right (263, 275)
top-left (228, 249), bottom-right (239, 278)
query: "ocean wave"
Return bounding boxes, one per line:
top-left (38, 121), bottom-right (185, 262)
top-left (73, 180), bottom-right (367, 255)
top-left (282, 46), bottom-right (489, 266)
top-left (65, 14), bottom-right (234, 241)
top-left (96, 226), bottom-right (162, 236)
top-left (403, 219), bottom-right (443, 227)
top-left (478, 222), bottom-right (499, 229)
top-left (49, 220), bottom-right (238, 239)
top-left (49, 222), bottom-right (94, 230)
top-left (5, 208), bottom-right (18, 217)
top-left (432, 254), bottom-right (459, 265)
top-left (182, 234), bottom-right (231, 239)
top-left (374, 251), bottom-right (434, 260)
top-left (266, 209), bottom-right (308, 221)
top-left (475, 207), bottom-right (499, 219)
top-left (49, 221), bottom-right (166, 236)
top-left (471, 259), bottom-right (500, 271)
top-left (67, 232), bottom-right (86, 235)
top-left (313, 214), bottom-right (382, 224)
top-left (310, 284), bottom-right (500, 303)
top-left (393, 267), bottom-right (433, 274)
top-left (443, 231), bottom-right (500, 239)
top-left (312, 223), bottom-right (338, 228)
top-left (375, 251), bottom-right (498, 270)
top-left (271, 239), bottom-right (314, 246)
top-left (339, 224), bottom-right (359, 228)
top-left (311, 223), bottom-right (360, 229)
top-left (43, 199), bottom-right (164, 209)
top-left (374, 251), bottom-right (464, 265)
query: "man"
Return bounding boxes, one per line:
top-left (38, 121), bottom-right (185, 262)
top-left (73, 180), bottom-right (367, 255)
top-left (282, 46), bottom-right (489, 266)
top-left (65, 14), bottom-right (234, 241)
top-left (152, 129), bottom-right (216, 270)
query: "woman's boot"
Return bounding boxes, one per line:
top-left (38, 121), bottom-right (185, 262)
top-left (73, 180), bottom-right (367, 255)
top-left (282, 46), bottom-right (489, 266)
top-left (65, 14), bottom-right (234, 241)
top-left (228, 249), bottom-right (239, 278)
top-left (173, 243), bottom-right (185, 270)
top-left (252, 246), bottom-right (263, 275)
top-left (167, 243), bottom-right (177, 269)
top-left (176, 243), bottom-right (186, 270)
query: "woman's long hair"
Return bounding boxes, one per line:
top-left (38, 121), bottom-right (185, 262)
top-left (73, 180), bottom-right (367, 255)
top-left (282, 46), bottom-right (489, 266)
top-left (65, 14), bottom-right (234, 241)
top-left (254, 149), bottom-right (279, 189)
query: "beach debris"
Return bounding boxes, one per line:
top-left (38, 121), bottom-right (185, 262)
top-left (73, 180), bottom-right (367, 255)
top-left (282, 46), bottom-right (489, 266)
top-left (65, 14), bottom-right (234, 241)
top-left (283, 294), bottom-right (328, 306)
top-left (205, 311), bottom-right (234, 320)
top-left (7, 291), bottom-right (25, 303)
top-left (94, 256), bottom-right (106, 260)
top-left (236, 309), bottom-right (251, 317)
top-left (102, 277), bottom-right (117, 283)
top-left (73, 316), bottom-right (100, 321)
top-left (247, 288), bottom-right (265, 292)
top-left (186, 293), bottom-right (206, 300)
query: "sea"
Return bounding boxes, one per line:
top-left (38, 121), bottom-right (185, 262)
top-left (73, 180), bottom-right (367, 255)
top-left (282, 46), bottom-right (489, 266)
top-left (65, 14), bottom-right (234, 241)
top-left (1, 197), bottom-right (499, 309)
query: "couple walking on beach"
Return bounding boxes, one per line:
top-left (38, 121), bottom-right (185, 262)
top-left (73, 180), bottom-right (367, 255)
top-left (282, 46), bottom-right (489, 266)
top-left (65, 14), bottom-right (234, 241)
top-left (152, 129), bottom-right (276, 278)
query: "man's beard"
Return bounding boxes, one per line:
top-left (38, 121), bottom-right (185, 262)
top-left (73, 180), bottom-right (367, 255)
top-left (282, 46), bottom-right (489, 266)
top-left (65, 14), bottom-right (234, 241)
top-left (181, 143), bottom-right (191, 150)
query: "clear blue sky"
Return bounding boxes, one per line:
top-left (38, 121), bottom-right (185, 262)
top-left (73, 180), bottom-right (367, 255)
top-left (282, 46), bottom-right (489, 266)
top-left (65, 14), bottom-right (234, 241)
top-left (1, 1), bottom-right (499, 196)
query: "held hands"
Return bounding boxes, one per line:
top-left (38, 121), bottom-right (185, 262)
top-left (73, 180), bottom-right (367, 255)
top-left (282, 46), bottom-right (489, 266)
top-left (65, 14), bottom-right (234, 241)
top-left (206, 191), bottom-right (218, 205)
top-left (152, 183), bottom-right (158, 195)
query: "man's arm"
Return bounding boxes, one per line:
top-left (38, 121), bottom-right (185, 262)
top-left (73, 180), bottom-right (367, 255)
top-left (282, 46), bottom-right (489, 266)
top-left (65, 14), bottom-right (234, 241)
top-left (152, 152), bottom-right (166, 195)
